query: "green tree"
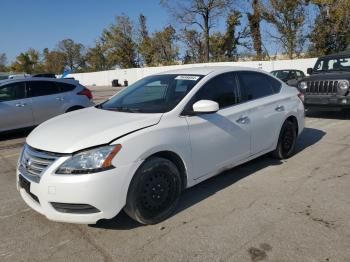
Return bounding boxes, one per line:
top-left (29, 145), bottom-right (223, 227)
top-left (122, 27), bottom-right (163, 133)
top-left (151, 26), bottom-right (179, 65)
top-left (11, 48), bottom-right (43, 74)
top-left (137, 14), bottom-right (153, 66)
top-left (247, 0), bottom-right (263, 60)
top-left (85, 42), bottom-right (110, 71)
top-left (259, 0), bottom-right (307, 59)
top-left (57, 39), bottom-right (86, 71)
top-left (209, 10), bottom-right (249, 61)
top-left (162, 0), bottom-right (234, 62)
top-left (182, 29), bottom-right (205, 63)
top-left (43, 48), bottom-right (66, 74)
top-left (0, 53), bottom-right (7, 72)
top-left (309, 0), bottom-right (350, 55)
top-left (103, 15), bottom-right (139, 68)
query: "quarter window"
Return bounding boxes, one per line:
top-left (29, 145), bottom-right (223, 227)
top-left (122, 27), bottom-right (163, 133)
top-left (190, 73), bottom-right (240, 109)
top-left (28, 81), bottom-right (61, 97)
top-left (238, 72), bottom-right (280, 101)
top-left (0, 82), bottom-right (26, 102)
top-left (55, 82), bottom-right (76, 92)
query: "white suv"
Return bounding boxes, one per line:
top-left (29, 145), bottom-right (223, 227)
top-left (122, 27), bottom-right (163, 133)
top-left (17, 66), bottom-right (304, 225)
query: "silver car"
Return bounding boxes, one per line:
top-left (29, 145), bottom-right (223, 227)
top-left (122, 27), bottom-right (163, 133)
top-left (0, 77), bottom-right (94, 132)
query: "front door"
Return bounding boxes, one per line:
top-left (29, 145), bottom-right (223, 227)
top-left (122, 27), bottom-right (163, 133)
top-left (185, 72), bottom-right (251, 180)
top-left (0, 81), bottom-right (34, 132)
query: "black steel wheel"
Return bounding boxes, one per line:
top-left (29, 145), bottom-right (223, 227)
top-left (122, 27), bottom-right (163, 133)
top-left (124, 157), bottom-right (182, 225)
top-left (271, 120), bottom-right (297, 159)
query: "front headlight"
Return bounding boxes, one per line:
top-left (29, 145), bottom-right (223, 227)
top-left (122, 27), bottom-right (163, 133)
top-left (56, 144), bottom-right (122, 174)
top-left (338, 80), bottom-right (349, 90)
top-left (299, 81), bottom-right (307, 90)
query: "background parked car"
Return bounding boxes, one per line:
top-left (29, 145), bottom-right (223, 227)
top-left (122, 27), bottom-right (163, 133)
top-left (0, 77), bottom-right (93, 132)
top-left (271, 69), bottom-right (305, 87)
top-left (298, 52), bottom-right (350, 111)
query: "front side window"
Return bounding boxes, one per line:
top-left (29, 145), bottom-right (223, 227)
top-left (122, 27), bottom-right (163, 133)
top-left (100, 74), bottom-right (202, 113)
top-left (188, 72), bottom-right (240, 110)
top-left (314, 56), bottom-right (350, 72)
top-left (0, 82), bottom-right (26, 102)
top-left (238, 71), bottom-right (279, 101)
top-left (28, 81), bottom-right (60, 97)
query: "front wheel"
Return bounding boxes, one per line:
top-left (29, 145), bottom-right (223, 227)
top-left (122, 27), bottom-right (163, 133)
top-left (271, 120), bottom-right (297, 159)
top-left (124, 157), bottom-right (182, 225)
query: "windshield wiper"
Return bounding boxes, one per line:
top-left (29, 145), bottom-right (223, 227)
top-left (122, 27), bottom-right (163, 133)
top-left (104, 106), bottom-right (143, 113)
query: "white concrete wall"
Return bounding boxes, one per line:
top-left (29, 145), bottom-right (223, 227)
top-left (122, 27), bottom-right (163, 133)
top-left (70, 58), bottom-right (318, 86)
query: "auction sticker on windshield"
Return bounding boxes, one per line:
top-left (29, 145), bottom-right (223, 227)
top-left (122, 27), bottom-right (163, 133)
top-left (175, 75), bottom-right (200, 81)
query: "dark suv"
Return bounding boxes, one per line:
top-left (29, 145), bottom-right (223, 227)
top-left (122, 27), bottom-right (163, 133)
top-left (298, 52), bottom-right (350, 110)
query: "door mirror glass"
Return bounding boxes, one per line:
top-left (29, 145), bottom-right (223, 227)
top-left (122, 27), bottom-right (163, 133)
top-left (307, 68), bottom-right (313, 75)
top-left (192, 100), bottom-right (219, 114)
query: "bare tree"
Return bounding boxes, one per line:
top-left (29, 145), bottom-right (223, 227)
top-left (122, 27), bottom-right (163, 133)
top-left (162, 0), bottom-right (234, 62)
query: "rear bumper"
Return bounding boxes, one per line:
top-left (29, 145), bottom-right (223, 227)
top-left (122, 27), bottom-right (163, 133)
top-left (304, 95), bottom-right (350, 109)
top-left (17, 159), bottom-right (140, 224)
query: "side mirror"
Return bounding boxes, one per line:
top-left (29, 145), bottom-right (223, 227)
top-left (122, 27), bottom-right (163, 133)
top-left (307, 68), bottom-right (313, 75)
top-left (192, 100), bottom-right (219, 114)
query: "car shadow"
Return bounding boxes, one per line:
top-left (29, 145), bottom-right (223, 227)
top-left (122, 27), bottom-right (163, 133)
top-left (306, 109), bottom-right (350, 120)
top-left (0, 127), bottom-right (34, 142)
top-left (91, 127), bottom-right (325, 230)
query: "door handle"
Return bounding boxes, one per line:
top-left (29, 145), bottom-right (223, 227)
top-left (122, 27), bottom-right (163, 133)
top-left (56, 97), bottom-right (64, 101)
top-left (275, 105), bottom-right (285, 112)
top-left (236, 116), bottom-right (249, 124)
top-left (15, 103), bottom-right (26, 107)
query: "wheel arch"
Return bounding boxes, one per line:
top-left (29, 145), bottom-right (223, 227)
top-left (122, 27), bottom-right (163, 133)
top-left (285, 115), bottom-right (299, 135)
top-left (144, 151), bottom-right (188, 190)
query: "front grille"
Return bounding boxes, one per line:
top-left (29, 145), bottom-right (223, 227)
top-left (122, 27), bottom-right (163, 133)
top-left (19, 145), bottom-right (59, 183)
top-left (305, 80), bottom-right (338, 95)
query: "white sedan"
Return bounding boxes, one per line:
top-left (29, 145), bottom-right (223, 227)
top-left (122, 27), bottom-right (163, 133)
top-left (17, 66), bottom-right (304, 225)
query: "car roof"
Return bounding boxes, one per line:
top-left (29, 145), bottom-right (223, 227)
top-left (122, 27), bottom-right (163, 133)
top-left (0, 77), bottom-right (79, 86)
top-left (156, 66), bottom-right (266, 76)
top-left (319, 52), bottom-right (350, 59)
top-left (271, 69), bottom-right (300, 72)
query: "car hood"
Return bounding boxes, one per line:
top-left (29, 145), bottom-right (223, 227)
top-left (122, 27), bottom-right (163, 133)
top-left (302, 71), bottom-right (350, 82)
top-left (26, 107), bottom-right (163, 153)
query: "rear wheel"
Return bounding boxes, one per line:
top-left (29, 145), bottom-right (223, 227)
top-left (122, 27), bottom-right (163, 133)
top-left (271, 120), bottom-right (297, 159)
top-left (124, 157), bottom-right (182, 225)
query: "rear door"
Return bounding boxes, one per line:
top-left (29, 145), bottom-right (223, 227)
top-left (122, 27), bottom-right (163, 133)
top-left (0, 81), bottom-right (34, 131)
top-left (185, 72), bottom-right (251, 180)
top-left (28, 81), bottom-right (66, 125)
top-left (237, 71), bottom-right (285, 155)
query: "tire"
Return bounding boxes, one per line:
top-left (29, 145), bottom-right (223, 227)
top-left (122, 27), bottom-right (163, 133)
top-left (66, 106), bottom-right (84, 113)
top-left (271, 120), bottom-right (297, 159)
top-left (124, 157), bottom-right (182, 225)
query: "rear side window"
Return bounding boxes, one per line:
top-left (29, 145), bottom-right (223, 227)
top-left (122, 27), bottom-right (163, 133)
top-left (28, 81), bottom-right (60, 97)
top-left (238, 72), bottom-right (280, 101)
top-left (55, 82), bottom-right (76, 92)
top-left (190, 72), bottom-right (240, 109)
top-left (0, 82), bottom-right (26, 102)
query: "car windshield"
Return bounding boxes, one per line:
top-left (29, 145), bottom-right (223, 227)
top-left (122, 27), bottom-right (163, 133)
top-left (313, 56), bottom-right (350, 72)
top-left (99, 74), bottom-right (203, 113)
top-left (271, 70), bottom-right (290, 79)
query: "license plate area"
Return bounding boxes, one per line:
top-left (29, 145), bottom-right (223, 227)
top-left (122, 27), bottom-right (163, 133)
top-left (19, 175), bottom-right (30, 193)
top-left (19, 175), bottom-right (40, 203)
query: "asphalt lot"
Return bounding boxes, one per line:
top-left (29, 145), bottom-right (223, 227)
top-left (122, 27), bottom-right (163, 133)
top-left (0, 86), bottom-right (350, 262)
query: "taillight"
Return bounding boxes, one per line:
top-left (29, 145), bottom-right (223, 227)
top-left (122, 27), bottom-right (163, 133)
top-left (297, 92), bottom-right (304, 103)
top-left (77, 88), bottom-right (93, 100)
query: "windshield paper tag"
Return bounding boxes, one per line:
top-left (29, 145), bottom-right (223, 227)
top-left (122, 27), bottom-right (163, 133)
top-left (175, 75), bottom-right (200, 81)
